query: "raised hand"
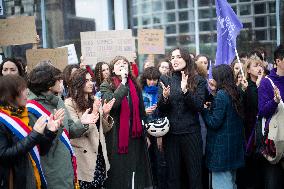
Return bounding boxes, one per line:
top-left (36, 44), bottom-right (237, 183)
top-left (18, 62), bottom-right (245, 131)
top-left (208, 79), bottom-right (217, 96)
top-left (145, 105), bottom-right (157, 115)
top-left (181, 71), bottom-right (188, 93)
top-left (274, 86), bottom-right (282, 103)
top-left (241, 79), bottom-right (248, 92)
top-left (33, 116), bottom-right (47, 134)
top-left (47, 114), bottom-right (61, 132)
top-left (53, 108), bottom-right (65, 125)
top-left (92, 97), bottom-right (102, 114)
top-left (102, 98), bottom-right (116, 116)
top-left (160, 82), bottom-right (170, 99)
top-left (81, 108), bottom-right (100, 125)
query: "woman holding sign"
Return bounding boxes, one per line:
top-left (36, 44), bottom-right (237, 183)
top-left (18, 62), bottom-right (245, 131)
top-left (100, 56), bottom-right (153, 189)
top-left (158, 47), bottom-right (207, 189)
top-left (0, 75), bottom-right (61, 189)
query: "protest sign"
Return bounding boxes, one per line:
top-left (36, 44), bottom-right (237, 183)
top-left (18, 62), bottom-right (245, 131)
top-left (138, 29), bottom-right (165, 55)
top-left (59, 44), bottom-right (79, 65)
top-left (26, 48), bottom-right (68, 73)
top-left (81, 29), bottom-right (135, 65)
top-left (0, 16), bottom-right (37, 46)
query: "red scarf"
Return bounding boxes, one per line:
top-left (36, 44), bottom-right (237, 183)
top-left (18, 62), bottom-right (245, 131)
top-left (113, 77), bottom-right (143, 154)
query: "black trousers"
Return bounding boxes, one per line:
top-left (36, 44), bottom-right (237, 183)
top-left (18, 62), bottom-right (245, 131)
top-left (164, 132), bottom-right (203, 189)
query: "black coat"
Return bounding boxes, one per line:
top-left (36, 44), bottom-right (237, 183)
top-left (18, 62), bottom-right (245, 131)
top-left (0, 122), bottom-right (55, 189)
top-left (158, 72), bottom-right (207, 134)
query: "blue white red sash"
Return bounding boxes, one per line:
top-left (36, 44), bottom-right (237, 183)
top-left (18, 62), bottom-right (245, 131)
top-left (0, 109), bottom-right (47, 187)
top-left (26, 100), bottom-right (79, 187)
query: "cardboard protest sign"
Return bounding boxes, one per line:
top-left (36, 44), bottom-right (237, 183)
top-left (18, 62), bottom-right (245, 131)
top-left (26, 48), bottom-right (68, 73)
top-left (80, 29), bottom-right (135, 65)
top-left (138, 29), bottom-right (165, 55)
top-left (59, 44), bottom-right (79, 65)
top-left (0, 16), bottom-right (37, 46)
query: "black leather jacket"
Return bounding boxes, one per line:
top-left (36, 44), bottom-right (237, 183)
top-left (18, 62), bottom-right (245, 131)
top-left (0, 122), bottom-right (56, 189)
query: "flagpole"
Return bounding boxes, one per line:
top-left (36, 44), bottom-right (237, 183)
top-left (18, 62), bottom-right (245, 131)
top-left (234, 47), bottom-right (245, 77)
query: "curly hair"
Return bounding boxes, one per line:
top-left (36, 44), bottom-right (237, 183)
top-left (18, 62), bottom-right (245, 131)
top-left (157, 58), bottom-right (173, 76)
top-left (108, 56), bottom-right (141, 92)
top-left (0, 75), bottom-right (27, 107)
top-left (28, 65), bottom-right (62, 95)
top-left (0, 57), bottom-right (26, 77)
top-left (169, 47), bottom-right (197, 92)
top-left (212, 64), bottom-right (244, 118)
top-left (140, 67), bottom-right (161, 88)
top-left (94, 62), bottom-right (109, 89)
top-left (69, 69), bottom-right (94, 113)
top-left (62, 64), bottom-right (80, 96)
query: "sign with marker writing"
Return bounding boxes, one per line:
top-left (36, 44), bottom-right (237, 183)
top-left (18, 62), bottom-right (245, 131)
top-left (59, 44), bottom-right (79, 65)
top-left (80, 29), bottom-right (135, 65)
top-left (138, 29), bottom-right (165, 55)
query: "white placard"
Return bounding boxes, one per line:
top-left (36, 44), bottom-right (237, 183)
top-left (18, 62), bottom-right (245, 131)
top-left (58, 44), bottom-right (79, 65)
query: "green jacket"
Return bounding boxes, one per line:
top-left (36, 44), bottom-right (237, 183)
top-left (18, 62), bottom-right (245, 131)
top-left (28, 92), bottom-right (88, 189)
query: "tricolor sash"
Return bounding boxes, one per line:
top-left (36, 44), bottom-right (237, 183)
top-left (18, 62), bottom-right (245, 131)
top-left (0, 109), bottom-right (47, 188)
top-left (27, 100), bottom-right (79, 188)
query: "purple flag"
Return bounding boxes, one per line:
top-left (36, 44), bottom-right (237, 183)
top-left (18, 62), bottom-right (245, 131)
top-left (208, 60), bottom-right (213, 79)
top-left (215, 0), bottom-right (243, 65)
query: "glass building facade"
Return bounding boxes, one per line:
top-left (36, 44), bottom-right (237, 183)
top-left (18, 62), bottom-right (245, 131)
top-left (131, 0), bottom-right (284, 60)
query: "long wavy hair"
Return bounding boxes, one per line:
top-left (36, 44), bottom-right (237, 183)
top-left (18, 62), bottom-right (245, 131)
top-left (169, 47), bottom-right (197, 92)
top-left (212, 64), bottom-right (244, 118)
top-left (94, 61), bottom-right (109, 90)
top-left (69, 68), bottom-right (94, 113)
top-left (108, 56), bottom-right (141, 92)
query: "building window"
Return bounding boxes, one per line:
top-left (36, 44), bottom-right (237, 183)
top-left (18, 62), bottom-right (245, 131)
top-left (199, 21), bottom-right (211, 32)
top-left (239, 4), bottom-right (251, 15)
top-left (199, 0), bottom-right (211, 7)
top-left (200, 34), bottom-right (212, 43)
top-left (199, 9), bottom-right (212, 19)
top-left (141, 3), bottom-right (151, 14)
top-left (269, 2), bottom-right (276, 13)
top-left (142, 15), bottom-right (151, 25)
top-left (270, 29), bottom-right (276, 40)
top-left (239, 0), bottom-right (250, 2)
top-left (178, 0), bottom-right (188, 9)
top-left (228, 0), bottom-right (237, 3)
top-left (165, 0), bottom-right (175, 10)
top-left (255, 30), bottom-right (267, 41)
top-left (152, 1), bottom-right (162, 12)
top-left (166, 25), bottom-right (176, 34)
top-left (167, 36), bottom-right (177, 46)
top-left (133, 17), bottom-right (138, 26)
top-left (179, 11), bottom-right (188, 21)
top-left (179, 23), bottom-right (189, 33)
top-left (167, 12), bottom-right (176, 22)
top-left (255, 16), bottom-right (267, 28)
top-left (270, 16), bottom-right (276, 27)
top-left (254, 3), bottom-right (266, 15)
top-left (153, 14), bottom-right (163, 24)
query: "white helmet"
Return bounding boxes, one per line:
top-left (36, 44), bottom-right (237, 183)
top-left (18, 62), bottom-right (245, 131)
top-left (144, 117), bottom-right (170, 137)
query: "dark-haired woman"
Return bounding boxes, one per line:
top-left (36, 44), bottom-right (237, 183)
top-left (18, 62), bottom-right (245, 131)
top-left (65, 68), bottom-right (115, 189)
top-left (202, 64), bottom-right (245, 189)
top-left (141, 67), bottom-right (166, 189)
top-left (158, 48), bottom-right (207, 189)
top-left (27, 65), bottom-right (99, 189)
top-left (100, 56), bottom-right (153, 189)
top-left (157, 59), bottom-right (172, 76)
top-left (62, 64), bottom-right (80, 98)
top-left (0, 75), bottom-right (60, 189)
top-left (94, 62), bottom-right (110, 91)
top-left (0, 58), bottom-right (26, 77)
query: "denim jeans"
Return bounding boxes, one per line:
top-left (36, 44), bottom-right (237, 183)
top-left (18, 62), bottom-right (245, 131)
top-left (212, 170), bottom-right (237, 189)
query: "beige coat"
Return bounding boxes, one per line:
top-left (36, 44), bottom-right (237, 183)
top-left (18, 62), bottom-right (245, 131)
top-left (64, 98), bottom-right (113, 182)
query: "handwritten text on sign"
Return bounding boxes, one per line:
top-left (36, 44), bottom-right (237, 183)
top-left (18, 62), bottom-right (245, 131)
top-left (81, 30), bottom-right (135, 65)
top-left (138, 29), bottom-right (165, 55)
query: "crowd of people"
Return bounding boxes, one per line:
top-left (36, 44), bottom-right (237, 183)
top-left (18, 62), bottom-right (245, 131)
top-left (0, 44), bottom-right (283, 189)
